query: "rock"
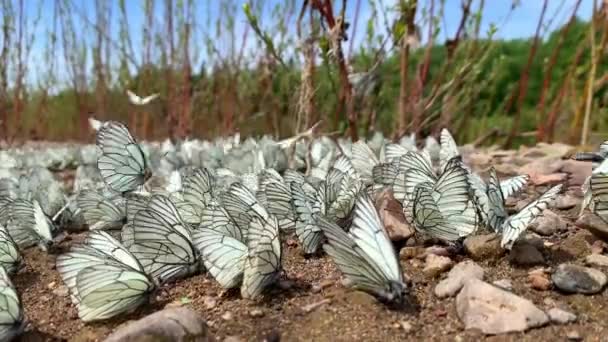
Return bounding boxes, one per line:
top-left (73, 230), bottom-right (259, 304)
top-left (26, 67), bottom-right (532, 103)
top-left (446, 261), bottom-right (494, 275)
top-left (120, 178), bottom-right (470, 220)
top-left (435, 261), bottom-right (484, 298)
top-left (104, 308), bottom-right (212, 342)
top-left (591, 240), bottom-right (606, 254)
top-left (399, 246), bottom-right (425, 260)
top-left (311, 279), bottom-right (334, 293)
top-left (456, 279), bottom-right (549, 334)
top-left (463, 233), bottom-right (504, 261)
top-left (566, 330), bottom-right (582, 340)
top-left (548, 308), bottom-right (577, 324)
top-left (555, 194), bottom-right (579, 210)
top-left (374, 188), bottom-right (414, 241)
top-left (423, 254), bottom-right (453, 277)
top-left (556, 230), bottom-right (593, 259)
top-left (585, 254), bottom-right (608, 267)
top-left (249, 309), bottom-right (264, 318)
top-left (224, 337), bottom-right (244, 342)
top-left (552, 264), bottom-right (607, 294)
top-left (52, 285), bottom-right (69, 297)
top-left (530, 210), bottom-right (568, 236)
top-left (202, 296), bottom-right (217, 310)
top-left (508, 242), bottom-right (545, 266)
top-left (560, 160), bottom-right (592, 188)
top-left (492, 279), bottom-right (513, 291)
top-left (345, 291), bottom-right (377, 307)
top-left (576, 213), bottom-right (608, 241)
top-left (528, 269), bottom-right (552, 291)
top-left (222, 312), bottom-right (233, 321)
top-left (424, 246), bottom-right (451, 258)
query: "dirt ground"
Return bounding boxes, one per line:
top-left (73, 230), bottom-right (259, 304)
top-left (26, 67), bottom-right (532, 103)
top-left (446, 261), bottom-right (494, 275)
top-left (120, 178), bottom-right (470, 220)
top-left (11, 181), bottom-right (608, 342)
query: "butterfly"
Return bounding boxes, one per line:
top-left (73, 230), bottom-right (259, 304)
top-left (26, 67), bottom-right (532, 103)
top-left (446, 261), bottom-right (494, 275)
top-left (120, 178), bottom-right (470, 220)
top-left (221, 183), bottom-right (272, 243)
top-left (590, 170), bottom-right (608, 224)
top-left (351, 141), bottom-right (381, 185)
top-left (126, 90), bottom-right (160, 105)
top-left (486, 168), bottom-right (563, 249)
top-left (0, 225), bottom-right (22, 275)
top-left (123, 195), bottom-right (200, 284)
top-left (76, 190), bottom-right (126, 230)
top-left (256, 173), bottom-right (296, 232)
top-left (316, 193), bottom-right (407, 304)
top-left (409, 157), bottom-right (478, 242)
top-left (96, 121), bottom-right (151, 194)
top-left (56, 231), bottom-right (155, 322)
top-left (291, 181), bottom-right (325, 254)
top-left (2, 199), bottom-right (54, 250)
top-left (241, 214), bottom-right (281, 299)
top-left (0, 266), bottom-right (24, 341)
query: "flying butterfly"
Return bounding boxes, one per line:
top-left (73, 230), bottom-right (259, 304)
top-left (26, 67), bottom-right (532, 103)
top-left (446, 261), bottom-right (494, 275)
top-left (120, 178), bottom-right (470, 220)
top-left (123, 195), bottom-right (200, 284)
top-left (56, 231), bottom-right (155, 322)
top-left (126, 89), bottom-right (160, 106)
top-left (0, 266), bottom-right (24, 341)
top-left (316, 193), bottom-right (407, 304)
top-left (97, 121), bottom-right (151, 194)
top-left (486, 170), bottom-right (562, 249)
top-left (76, 190), bottom-right (126, 230)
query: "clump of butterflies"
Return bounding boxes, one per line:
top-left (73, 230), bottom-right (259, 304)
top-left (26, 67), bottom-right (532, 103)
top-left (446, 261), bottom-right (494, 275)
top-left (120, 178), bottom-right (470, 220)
top-left (0, 121), bottom-right (570, 340)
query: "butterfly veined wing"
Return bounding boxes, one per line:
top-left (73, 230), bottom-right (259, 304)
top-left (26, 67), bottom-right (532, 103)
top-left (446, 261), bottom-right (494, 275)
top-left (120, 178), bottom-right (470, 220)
top-left (97, 121), bottom-right (149, 194)
top-left (328, 175), bottom-right (362, 221)
top-left (260, 181), bottom-right (296, 231)
top-left (181, 168), bottom-right (215, 210)
top-left (351, 141), bottom-right (379, 185)
top-left (124, 192), bottom-right (150, 225)
top-left (439, 128), bottom-right (459, 171)
top-left (385, 143), bottom-right (411, 162)
top-left (500, 174), bottom-right (529, 199)
top-left (241, 215), bottom-right (281, 299)
top-left (486, 168), bottom-right (508, 232)
top-left (127, 195), bottom-right (199, 284)
top-left (199, 203), bottom-right (243, 241)
top-left (4, 199), bottom-right (53, 249)
top-left (192, 229), bottom-right (246, 288)
top-left (332, 155), bottom-right (357, 178)
top-left (0, 266), bottom-right (24, 341)
top-left (76, 190), bottom-right (126, 230)
top-left (283, 170), bottom-right (318, 197)
top-left (290, 182), bottom-right (324, 254)
top-left (591, 172), bottom-right (608, 223)
top-left (221, 183), bottom-right (270, 240)
top-left (393, 151), bottom-right (437, 203)
top-left (372, 162), bottom-right (399, 187)
top-left (0, 225), bottom-right (22, 275)
top-left (500, 184), bottom-right (562, 249)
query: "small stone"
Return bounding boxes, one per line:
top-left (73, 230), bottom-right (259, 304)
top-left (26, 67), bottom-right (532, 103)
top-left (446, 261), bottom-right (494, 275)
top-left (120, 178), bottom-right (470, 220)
top-left (374, 188), bottom-right (414, 241)
top-left (463, 233), bottom-right (504, 261)
top-left (104, 308), bottom-right (212, 342)
top-left (556, 231), bottom-right (593, 259)
top-left (492, 279), bottom-right (513, 291)
top-left (585, 254), bottom-right (608, 267)
top-left (224, 336), bottom-right (244, 342)
top-left (528, 271), bottom-right (551, 291)
top-left (508, 242), bottom-right (545, 266)
top-left (249, 309), bottom-right (264, 318)
top-left (47, 282), bottom-right (56, 289)
top-left (301, 299), bottom-right (331, 313)
top-left (548, 308), bottom-right (577, 324)
top-left (399, 246), bottom-right (425, 260)
top-left (435, 261), bottom-right (484, 298)
top-left (400, 321), bottom-right (413, 333)
top-left (555, 194), bottom-right (579, 210)
top-left (591, 240), bottom-right (606, 254)
top-left (52, 285), bottom-right (69, 297)
top-left (552, 264), bottom-right (608, 294)
top-left (424, 246), bottom-right (451, 258)
top-left (566, 330), bottom-right (582, 340)
top-left (311, 279), bottom-right (334, 293)
top-left (456, 279), bottom-right (549, 334)
top-left (530, 210), bottom-right (568, 236)
top-left (203, 296), bottom-right (217, 310)
top-left (222, 312), bottom-right (233, 321)
top-left (423, 254), bottom-right (453, 277)
top-left (577, 213), bottom-right (608, 241)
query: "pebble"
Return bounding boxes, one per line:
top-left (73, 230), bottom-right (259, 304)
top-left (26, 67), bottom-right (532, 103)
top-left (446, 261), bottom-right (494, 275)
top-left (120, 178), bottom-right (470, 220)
top-left (585, 254), bottom-right (608, 267)
top-left (530, 210), bottom-right (568, 236)
top-left (567, 330), bottom-right (582, 340)
top-left (556, 231), bottom-right (593, 259)
top-left (203, 296), bottom-right (217, 310)
top-left (528, 270), bottom-right (552, 291)
top-left (52, 285), bottom-right (69, 297)
top-left (222, 312), bottom-right (233, 321)
top-left (576, 213), bottom-right (608, 241)
top-left (435, 261), bottom-right (484, 298)
top-left (555, 194), bottom-right (579, 210)
top-left (423, 254), bottom-right (454, 277)
top-left (375, 188), bottom-right (414, 241)
top-left (463, 233), bottom-right (504, 261)
top-left (547, 307), bottom-right (577, 324)
top-left (224, 336), bottom-right (244, 342)
top-left (301, 299), bottom-right (331, 313)
top-left (249, 309), bottom-right (264, 318)
top-left (400, 321), bottom-right (413, 333)
top-left (552, 264), bottom-right (608, 294)
top-left (492, 279), bottom-right (513, 291)
top-left (399, 246), bottom-right (425, 260)
top-left (47, 282), bottom-right (56, 289)
top-left (104, 308), bottom-right (212, 342)
top-left (456, 279), bottom-right (549, 334)
top-left (508, 242), bottom-right (545, 266)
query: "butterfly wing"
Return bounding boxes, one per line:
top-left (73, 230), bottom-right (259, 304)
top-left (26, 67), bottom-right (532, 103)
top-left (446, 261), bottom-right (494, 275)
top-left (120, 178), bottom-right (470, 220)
top-left (241, 216), bottom-right (281, 299)
top-left (500, 174), bottom-right (530, 199)
top-left (591, 172), bottom-right (608, 223)
top-left (0, 267), bottom-right (24, 341)
top-left (291, 182), bottom-right (324, 254)
top-left (76, 190), bottom-right (126, 230)
top-left (351, 141), bottom-right (379, 185)
top-left (486, 168), bottom-right (508, 232)
top-left (192, 229), bottom-right (246, 288)
top-left (0, 225), bottom-right (22, 275)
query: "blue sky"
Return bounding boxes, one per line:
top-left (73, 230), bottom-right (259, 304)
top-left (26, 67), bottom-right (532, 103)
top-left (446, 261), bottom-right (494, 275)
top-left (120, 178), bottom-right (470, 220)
top-left (16, 0), bottom-right (594, 86)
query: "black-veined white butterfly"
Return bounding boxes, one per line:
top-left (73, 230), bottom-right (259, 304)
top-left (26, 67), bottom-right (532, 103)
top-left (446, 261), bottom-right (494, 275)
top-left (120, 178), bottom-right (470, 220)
top-left (123, 195), bottom-right (200, 284)
top-left (316, 193), bottom-right (407, 304)
top-left (351, 141), bottom-right (380, 185)
top-left (3, 199), bottom-right (54, 250)
top-left (410, 158), bottom-right (478, 242)
top-left (485, 168), bottom-right (562, 249)
top-left (392, 151), bottom-right (437, 205)
top-left (221, 183), bottom-right (271, 242)
top-left (76, 190), bottom-right (126, 230)
top-left (257, 176), bottom-right (296, 232)
top-left (0, 225), bottom-right (22, 275)
top-left (56, 231), bottom-right (155, 322)
top-left (291, 182), bottom-right (325, 254)
top-left (97, 121), bottom-right (151, 194)
top-left (590, 171), bottom-right (608, 224)
top-left (0, 266), bottom-right (24, 341)
top-left (241, 215), bottom-right (281, 299)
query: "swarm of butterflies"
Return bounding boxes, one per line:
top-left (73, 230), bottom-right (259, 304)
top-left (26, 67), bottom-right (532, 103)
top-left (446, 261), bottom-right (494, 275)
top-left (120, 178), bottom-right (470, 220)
top-left (0, 118), bottom-right (581, 340)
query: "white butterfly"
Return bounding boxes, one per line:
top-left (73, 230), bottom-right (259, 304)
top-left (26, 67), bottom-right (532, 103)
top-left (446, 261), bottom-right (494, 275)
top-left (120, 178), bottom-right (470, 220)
top-left (590, 170), bottom-right (608, 223)
top-left (0, 225), bottom-right (22, 275)
top-left (241, 214), bottom-right (281, 299)
top-left (439, 128), bottom-right (459, 172)
top-left (410, 158), bottom-right (478, 242)
top-left (351, 141), bottom-right (380, 185)
top-left (76, 190), bottom-right (126, 230)
top-left (291, 181), bottom-right (325, 254)
top-left (256, 174), bottom-right (296, 232)
top-left (486, 169), bottom-right (562, 249)
top-left (0, 266), bottom-right (24, 341)
top-left (88, 117), bottom-right (104, 131)
top-left (56, 231), bottom-right (155, 322)
top-left (3, 199), bottom-right (54, 250)
top-left (126, 90), bottom-right (160, 106)
top-left (97, 121), bottom-right (151, 194)
top-left (123, 195), bottom-right (200, 284)
top-left (316, 193), bottom-right (407, 304)
top-left (221, 183), bottom-right (271, 243)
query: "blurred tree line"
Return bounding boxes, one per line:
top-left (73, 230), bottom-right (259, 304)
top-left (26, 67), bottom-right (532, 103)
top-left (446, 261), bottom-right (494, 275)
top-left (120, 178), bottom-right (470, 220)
top-left (0, 0), bottom-right (606, 147)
